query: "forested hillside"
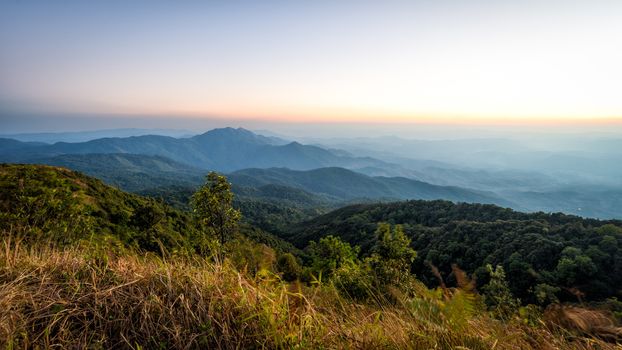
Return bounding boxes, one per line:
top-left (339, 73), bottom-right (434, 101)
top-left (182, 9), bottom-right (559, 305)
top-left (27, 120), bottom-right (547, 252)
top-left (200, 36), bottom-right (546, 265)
top-left (285, 200), bottom-right (622, 304)
top-left (0, 164), bottom-right (198, 251)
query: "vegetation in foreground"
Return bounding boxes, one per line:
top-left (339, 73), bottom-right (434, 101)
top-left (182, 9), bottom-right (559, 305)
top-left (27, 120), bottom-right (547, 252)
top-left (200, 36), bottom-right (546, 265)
top-left (3, 241), bottom-right (622, 349)
top-left (1, 164), bottom-right (621, 348)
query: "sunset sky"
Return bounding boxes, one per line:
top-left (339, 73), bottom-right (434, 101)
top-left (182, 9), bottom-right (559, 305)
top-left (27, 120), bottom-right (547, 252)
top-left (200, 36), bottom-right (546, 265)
top-left (1, 0), bottom-right (621, 127)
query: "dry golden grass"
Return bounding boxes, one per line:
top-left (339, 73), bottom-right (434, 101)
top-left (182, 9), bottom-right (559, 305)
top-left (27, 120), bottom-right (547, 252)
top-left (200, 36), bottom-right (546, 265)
top-left (545, 305), bottom-right (622, 344)
top-left (1, 241), bottom-right (620, 349)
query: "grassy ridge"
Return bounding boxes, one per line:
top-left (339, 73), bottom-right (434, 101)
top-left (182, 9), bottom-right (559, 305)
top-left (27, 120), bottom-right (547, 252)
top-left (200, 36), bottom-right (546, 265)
top-left (2, 242), bottom-right (620, 349)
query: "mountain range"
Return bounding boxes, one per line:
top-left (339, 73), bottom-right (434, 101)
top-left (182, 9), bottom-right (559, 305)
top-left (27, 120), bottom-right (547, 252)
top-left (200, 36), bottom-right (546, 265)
top-left (1, 127), bottom-right (621, 219)
top-left (0, 127), bottom-right (389, 173)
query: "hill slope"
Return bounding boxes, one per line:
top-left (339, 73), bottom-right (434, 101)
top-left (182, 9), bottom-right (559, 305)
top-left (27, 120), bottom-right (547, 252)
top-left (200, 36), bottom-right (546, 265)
top-left (0, 163), bottom-right (202, 252)
top-left (31, 153), bottom-right (206, 192)
top-left (229, 167), bottom-right (510, 205)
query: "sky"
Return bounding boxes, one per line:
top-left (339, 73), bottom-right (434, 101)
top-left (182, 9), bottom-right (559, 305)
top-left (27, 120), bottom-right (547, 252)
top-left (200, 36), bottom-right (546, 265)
top-left (1, 0), bottom-right (622, 132)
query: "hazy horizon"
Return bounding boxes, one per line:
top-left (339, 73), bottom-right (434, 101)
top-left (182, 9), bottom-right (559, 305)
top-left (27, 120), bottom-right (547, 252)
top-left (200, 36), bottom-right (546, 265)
top-left (3, 112), bottom-right (622, 140)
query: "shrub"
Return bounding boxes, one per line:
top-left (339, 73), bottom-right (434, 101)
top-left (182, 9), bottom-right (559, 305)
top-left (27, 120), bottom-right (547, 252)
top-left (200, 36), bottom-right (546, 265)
top-left (276, 252), bottom-right (302, 281)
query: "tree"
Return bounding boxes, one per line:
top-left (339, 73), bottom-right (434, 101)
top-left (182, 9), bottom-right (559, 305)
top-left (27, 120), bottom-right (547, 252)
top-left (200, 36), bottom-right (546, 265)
top-left (555, 247), bottom-right (597, 286)
top-left (533, 283), bottom-right (560, 305)
top-left (307, 235), bottom-right (360, 278)
top-left (306, 236), bottom-right (372, 299)
top-left (366, 223), bottom-right (417, 290)
top-left (191, 172), bottom-right (241, 248)
top-left (482, 264), bottom-right (520, 320)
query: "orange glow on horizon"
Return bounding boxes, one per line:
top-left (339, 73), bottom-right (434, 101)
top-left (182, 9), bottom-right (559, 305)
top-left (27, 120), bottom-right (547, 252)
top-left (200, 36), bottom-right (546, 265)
top-left (132, 106), bottom-right (622, 127)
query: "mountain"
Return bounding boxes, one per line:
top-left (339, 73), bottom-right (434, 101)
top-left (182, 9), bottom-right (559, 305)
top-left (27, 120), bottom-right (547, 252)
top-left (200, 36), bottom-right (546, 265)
top-left (0, 138), bottom-right (47, 150)
top-left (0, 127), bottom-right (393, 173)
top-left (283, 200), bottom-right (622, 304)
top-left (228, 167), bottom-right (511, 205)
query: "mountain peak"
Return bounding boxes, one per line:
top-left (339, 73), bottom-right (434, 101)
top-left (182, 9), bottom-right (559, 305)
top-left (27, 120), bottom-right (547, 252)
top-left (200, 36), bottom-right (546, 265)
top-left (191, 127), bottom-right (291, 148)
top-left (191, 127), bottom-right (271, 144)
top-left (197, 127), bottom-right (254, 137)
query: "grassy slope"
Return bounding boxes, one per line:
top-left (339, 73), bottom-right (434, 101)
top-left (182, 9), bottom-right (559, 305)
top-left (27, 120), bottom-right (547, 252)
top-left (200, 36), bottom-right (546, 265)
top-left (3, 243), bottom-right (620, 349)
